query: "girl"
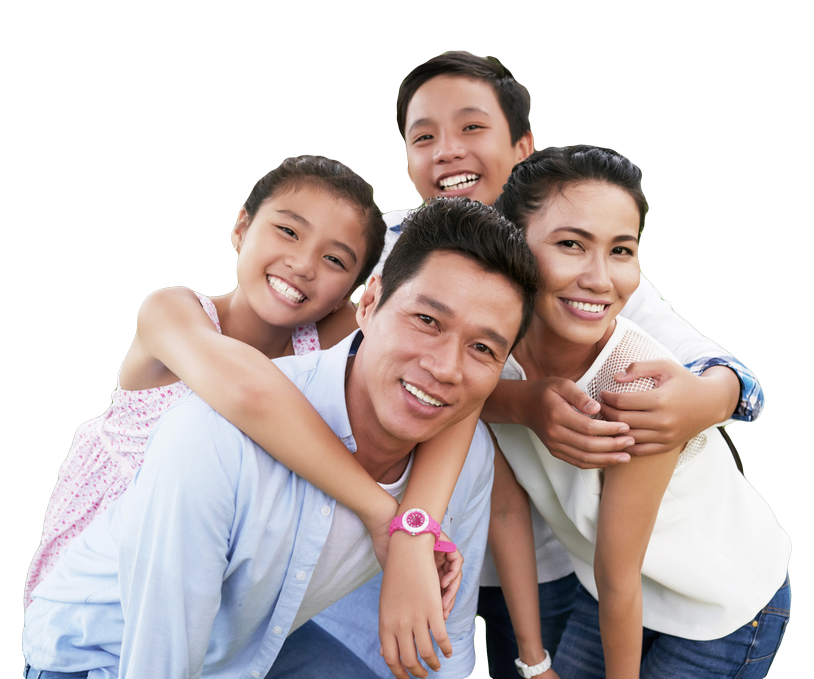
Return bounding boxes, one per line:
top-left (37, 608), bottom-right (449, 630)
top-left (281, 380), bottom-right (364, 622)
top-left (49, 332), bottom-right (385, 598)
top-left (488, 146), bottom-right (790, 678)
top-left (25, 156), bottom-right (473, 669)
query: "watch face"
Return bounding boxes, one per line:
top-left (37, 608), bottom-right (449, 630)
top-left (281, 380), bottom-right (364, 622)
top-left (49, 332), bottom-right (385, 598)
top-left (402, 508), bottom-right (429, 533)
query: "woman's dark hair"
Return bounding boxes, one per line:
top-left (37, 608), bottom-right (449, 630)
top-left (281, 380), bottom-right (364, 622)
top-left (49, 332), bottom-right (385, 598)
top-left (243, 155), bottom-right (386, 288)
top-left (396, 51), bottom-right (531, 146)
top-left (495, 145), bottom-right (649, 237)
top-left (380, 197), bottom-right (540, 350)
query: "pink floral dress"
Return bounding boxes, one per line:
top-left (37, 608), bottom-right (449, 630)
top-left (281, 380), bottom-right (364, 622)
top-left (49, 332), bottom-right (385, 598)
top-left (24, 294), bottom-right (321, 607)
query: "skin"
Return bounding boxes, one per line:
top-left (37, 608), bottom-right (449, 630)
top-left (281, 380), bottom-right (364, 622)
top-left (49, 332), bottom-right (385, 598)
top-left (353, 251), bottom-right (523, 679)
top-left (493, 182), bottom-right (684, 677)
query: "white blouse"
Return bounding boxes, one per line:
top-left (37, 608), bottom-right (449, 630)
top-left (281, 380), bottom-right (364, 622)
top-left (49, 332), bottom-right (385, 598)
top-left (492, 316), bottom-right (790, 640)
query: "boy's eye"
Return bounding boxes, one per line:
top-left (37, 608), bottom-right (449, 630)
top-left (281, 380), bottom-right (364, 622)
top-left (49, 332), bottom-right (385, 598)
top-left (463, 124), bottom-right (483, 131)
top-left (412, 134), bottom-right (433, 144)
top-left (324, 255), bottom-right (347, 270)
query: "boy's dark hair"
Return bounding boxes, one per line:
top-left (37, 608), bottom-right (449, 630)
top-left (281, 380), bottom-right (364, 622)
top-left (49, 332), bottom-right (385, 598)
top-left (243, 155), bottom-right (386, 288)
top-left (379, 197), bottom-right (540, 349)
top-left (495, 145), bottom-right (649, 238)
top-left (396, 51), bottom-right (532, 146)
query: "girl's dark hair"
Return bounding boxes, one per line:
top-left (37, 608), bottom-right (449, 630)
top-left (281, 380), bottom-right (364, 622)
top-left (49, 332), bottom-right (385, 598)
top-left (495, 145), bottom-right (649, 237)
top-left (380, 197), bottom-right (540, 350)
top-left (243, 155), bottom-right (386, 287)
top-left (396, 51), bottom-right (531, 146)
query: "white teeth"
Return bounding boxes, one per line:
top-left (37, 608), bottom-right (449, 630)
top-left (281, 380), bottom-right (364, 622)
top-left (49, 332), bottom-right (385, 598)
top-left (564, 299), bottom-right (607, 313)
top-left (439, 173), bottom-right (480, 190)
top-left (268, 276), bottom-right (306, 303)
top-left (401, 380), bottom-right (445, 407)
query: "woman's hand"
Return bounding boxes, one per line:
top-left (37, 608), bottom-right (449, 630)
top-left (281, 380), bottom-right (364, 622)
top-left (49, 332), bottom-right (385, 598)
top-left (378, 532), bottom-right (453, 679)
top-left (600, 361), bottom-right (740, 455)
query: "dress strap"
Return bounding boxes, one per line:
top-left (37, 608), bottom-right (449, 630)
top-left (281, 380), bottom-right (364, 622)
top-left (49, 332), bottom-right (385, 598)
top-left (291, 323), bottom-right (321, 355)
top-left (194, 293), bottom-right (222, 334)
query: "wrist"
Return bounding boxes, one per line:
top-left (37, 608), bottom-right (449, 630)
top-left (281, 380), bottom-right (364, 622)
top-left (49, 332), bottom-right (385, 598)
top-left (358, 494), bottom-right (400, 533)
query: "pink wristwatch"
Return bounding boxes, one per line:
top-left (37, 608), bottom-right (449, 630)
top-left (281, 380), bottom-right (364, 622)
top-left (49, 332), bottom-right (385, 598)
top-left (389, 508), bottom-right (456, 553)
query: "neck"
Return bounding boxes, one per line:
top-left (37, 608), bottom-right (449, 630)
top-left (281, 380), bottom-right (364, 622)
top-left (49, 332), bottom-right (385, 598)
top-left (213, 290), bottom-right (297, 359)
top-left (514, 316), bottom-right (615, 382)
top-left (344, 352), bottom-right (415, 484)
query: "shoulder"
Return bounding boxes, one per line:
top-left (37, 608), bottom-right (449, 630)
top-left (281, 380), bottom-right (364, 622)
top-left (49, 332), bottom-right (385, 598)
top-left (609, 316), bottom-right (678, 364)
top-left (138, 286), bottom-right (200, 318)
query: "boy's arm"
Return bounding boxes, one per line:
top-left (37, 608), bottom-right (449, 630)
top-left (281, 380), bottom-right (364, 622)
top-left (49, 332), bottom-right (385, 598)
top-left (118, 400), bottom-right (238, 676)
top-left (379, 408), bottom-right (480, 679)
top-left (135, 287), bottom-right (398, 550)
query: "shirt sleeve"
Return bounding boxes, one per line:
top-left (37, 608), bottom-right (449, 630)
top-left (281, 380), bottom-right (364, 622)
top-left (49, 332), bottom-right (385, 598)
top-left (117, 398), bottom-right (241, 678)
top-left (621, 275), bottom-right (764, 421)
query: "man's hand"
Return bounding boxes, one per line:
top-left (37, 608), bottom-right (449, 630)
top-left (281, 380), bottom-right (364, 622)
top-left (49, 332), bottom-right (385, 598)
top-left (601, 361), bottom-right (740, 456)
top-left (524, 377), bottom-right (634, 469)
top-left (378, 532), bottom-right (456, 679)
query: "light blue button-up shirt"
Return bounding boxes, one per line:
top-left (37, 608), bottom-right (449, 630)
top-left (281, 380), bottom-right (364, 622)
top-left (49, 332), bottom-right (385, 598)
top-left (23, 330), bottom-right (494, 678)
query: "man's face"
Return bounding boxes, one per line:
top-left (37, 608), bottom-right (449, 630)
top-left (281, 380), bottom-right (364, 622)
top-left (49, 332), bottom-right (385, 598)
top-left (404, 75), bottom-right (533, 206)
top-left (353, 251), bottom-right (523, 447)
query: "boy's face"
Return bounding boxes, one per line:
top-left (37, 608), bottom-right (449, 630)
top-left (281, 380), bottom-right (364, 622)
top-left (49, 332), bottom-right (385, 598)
top-left (404, 75), bottom-right (533, 206)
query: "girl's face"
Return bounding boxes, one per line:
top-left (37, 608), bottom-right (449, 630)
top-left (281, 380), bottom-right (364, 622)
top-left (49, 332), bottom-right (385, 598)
top-left (525, 181), bottom-right (641, 346)
top-left (232, 184), bottom-right (367, 328)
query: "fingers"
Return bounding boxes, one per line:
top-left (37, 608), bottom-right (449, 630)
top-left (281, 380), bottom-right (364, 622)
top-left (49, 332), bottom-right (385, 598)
top-left (429, 610), bottom-right (453, 660)
top-left (613, 359), bottom-right (678, 383)
top-left (380, 634), bottom-right (411, 679)
top-left (441, 569), bottom-right (461, 619)
top-left (601, 388), bottom-right (663, 414)
top-left (549, 378), bottom-right (602, 415)
top-left (548, 445), bottom-right (630, 469)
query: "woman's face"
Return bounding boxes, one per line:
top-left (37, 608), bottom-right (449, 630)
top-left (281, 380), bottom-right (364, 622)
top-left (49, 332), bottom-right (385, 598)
top-left (525, 181), bottom-right (641, 346)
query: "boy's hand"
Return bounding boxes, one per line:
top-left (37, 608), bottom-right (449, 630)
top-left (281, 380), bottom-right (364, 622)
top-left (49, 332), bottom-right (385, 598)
top-left (525, 377), bottom-right (634, 469)
top-left (379, 532), bottom-right (452, 679)
top-left (601, 361), bottom-right (739, 455)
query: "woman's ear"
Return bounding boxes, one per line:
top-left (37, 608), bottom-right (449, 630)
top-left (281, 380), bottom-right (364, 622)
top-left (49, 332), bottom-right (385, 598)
top-left (231, 208), bottom-right (251, 253)
top-left (356, 276), bottom-right (382, 331)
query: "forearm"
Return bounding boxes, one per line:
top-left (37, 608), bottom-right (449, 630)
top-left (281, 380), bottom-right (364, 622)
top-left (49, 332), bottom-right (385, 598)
top-left (596, 575), bottom-right (642, 679)
top-left (483, 379), bottom-right (533, 425)
top-left (687, 356), bottom-right (764, 422)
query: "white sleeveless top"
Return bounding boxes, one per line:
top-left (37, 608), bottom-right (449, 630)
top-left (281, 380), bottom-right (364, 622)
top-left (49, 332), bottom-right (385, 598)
top-left (492, 316), bottom-right (790, 640)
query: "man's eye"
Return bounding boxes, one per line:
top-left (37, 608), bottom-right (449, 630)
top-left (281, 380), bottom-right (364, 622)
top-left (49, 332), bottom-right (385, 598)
top-left (473, 343), bottom-right (493, 355)
top-left (418, 314), bottom-right (437, 327)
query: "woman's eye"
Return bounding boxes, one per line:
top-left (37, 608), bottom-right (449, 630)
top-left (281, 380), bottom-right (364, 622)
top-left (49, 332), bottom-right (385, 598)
top-left (559, 240), bottom-right (580, 249)
top-left (324, 255), bottom-right (347, 270)
top-left (611, 246), bottom-right (634, 256)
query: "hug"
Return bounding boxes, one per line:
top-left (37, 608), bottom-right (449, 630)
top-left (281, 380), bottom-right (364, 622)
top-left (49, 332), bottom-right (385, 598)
top-left (23, 51), bottom-right (790, 679)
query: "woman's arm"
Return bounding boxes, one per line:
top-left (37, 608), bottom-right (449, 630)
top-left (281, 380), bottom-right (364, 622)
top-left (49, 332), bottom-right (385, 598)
top-left (489, 439), bottom-right (556, 676)
top-left (127, 287), bottom-right (399, 544)
top-left (595, 444), bottom-right (681, 679)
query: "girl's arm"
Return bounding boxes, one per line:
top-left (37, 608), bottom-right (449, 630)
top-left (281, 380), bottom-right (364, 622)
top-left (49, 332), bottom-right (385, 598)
top-left (595, 444), bottom-right (682, 678)
top-left (489, 437), bottom-right (556, 676)
top-left (128, 287), bottom-right (399, 552)
top-left (378, 409), bottom-right (480, 679)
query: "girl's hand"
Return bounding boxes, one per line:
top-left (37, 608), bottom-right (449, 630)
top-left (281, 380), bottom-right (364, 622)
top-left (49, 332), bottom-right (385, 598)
top-left (524, 377), bottom-right (634, 469)
top-left (379, 532), bottom-right (452, 679)
top-left (434, 532), bottom-right (463, 619)
top-left (601, 360), bottom-right (740, 455)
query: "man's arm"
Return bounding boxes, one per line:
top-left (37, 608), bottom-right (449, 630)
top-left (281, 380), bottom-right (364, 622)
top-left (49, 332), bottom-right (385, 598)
top-left (118, 397), bottom-right (239, 677)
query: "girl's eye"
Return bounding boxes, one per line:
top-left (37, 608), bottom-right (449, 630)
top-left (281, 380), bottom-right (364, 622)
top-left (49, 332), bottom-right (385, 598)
top-left (324, 255), bottom-right (347, 270)
top-left (418, 314), bottom-right (438, 328)
top-left (277, 226), bottom-right (297, 238)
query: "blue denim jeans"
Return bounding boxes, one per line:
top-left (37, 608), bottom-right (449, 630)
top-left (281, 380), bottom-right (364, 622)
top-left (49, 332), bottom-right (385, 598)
top-left (553, 577), bottom-right (791, 679)
top-left (23, 666), bottom-right (88, 679)
top-left (265, 619), bottom-right (379, 678)
top-left (477, 572), bottom-right (579, 679)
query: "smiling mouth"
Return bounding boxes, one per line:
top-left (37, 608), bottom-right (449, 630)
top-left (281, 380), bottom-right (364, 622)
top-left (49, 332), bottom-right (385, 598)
top-left (268, 275), bottom-right (306, 304)
top-left (438, 173), bottom-right (480, 191)
top-left (401, 380), bottom-right (446, 407)
top-left (563, 299), bottom-right (608, 313)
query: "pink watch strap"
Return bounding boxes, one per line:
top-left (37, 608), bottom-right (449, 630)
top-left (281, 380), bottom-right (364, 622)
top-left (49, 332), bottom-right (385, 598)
top-left (389, 508), bottom-right (457, 553)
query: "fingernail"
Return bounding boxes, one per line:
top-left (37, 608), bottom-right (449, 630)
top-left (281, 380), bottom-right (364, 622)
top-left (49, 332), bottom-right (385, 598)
top-left (618, 454), bottom-right (630, 463)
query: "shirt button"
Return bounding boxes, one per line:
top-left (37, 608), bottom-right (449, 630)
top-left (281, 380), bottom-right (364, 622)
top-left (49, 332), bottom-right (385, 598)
top-left (251, 672), bottom-right (261, 678)
top-left (272, 626), bottom-right (283, 635)
top-left (296, 571), bottom-right (307, 581)
top-left (321, 506), bottom-right (331, 516)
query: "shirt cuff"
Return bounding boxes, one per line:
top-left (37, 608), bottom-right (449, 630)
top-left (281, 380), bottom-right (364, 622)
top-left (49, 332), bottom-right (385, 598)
top-left (684, 356), bottom-right (764, 422)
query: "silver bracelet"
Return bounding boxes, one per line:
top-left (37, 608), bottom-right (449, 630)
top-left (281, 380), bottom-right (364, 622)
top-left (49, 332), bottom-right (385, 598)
top-left (515, 649), bottom-right (552, 677)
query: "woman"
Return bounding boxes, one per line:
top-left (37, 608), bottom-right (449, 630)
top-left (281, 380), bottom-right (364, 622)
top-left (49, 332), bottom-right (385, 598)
top-left (488, 146), bottom-right (791, 678)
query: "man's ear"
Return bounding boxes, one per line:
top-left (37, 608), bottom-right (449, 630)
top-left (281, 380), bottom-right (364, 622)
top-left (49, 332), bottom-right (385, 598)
top-left (515, 130), bottom-right (535, 162)
top-left (231, 208), bottom-right (251, 253)
top-left (356, 275), bottom-right (382, 331)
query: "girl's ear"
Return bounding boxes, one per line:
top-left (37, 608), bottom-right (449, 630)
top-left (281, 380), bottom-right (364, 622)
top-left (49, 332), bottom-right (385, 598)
top-left (356, 276), bottom-right (382, 331)
top-left (231, 208), bottom-right (251, 253)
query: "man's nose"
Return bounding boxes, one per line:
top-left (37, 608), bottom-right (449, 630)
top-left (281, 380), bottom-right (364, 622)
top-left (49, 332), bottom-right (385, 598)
top-left (419, 334), bottom-right (464, 386)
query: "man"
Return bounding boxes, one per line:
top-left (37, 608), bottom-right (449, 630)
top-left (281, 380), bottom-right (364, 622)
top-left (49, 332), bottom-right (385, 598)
top-left (362, 50), bottom-right (765, 679)
top-left (22, 198), bottom-right (540, 678)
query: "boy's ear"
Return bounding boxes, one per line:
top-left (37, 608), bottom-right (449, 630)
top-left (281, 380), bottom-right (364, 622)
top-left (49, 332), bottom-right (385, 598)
top-left (231, 208), bottom-right (251, 253)
top-left (356, 275), bottom-right (382, 331)
top-left (515, 130), bottom-right (535, 162)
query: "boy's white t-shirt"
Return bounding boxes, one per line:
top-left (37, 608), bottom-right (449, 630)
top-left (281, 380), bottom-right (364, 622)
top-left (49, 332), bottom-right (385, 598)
top-left (374, 208), bottom-right (752, 588)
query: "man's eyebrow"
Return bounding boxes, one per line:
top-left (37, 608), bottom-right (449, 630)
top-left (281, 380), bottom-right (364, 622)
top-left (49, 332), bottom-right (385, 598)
top-left (551, 227), bottom-right (638, 244)
top-left (275, 209), bottom-right (310, 226)
top-left (416, 294), bottom-right (509, 353)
